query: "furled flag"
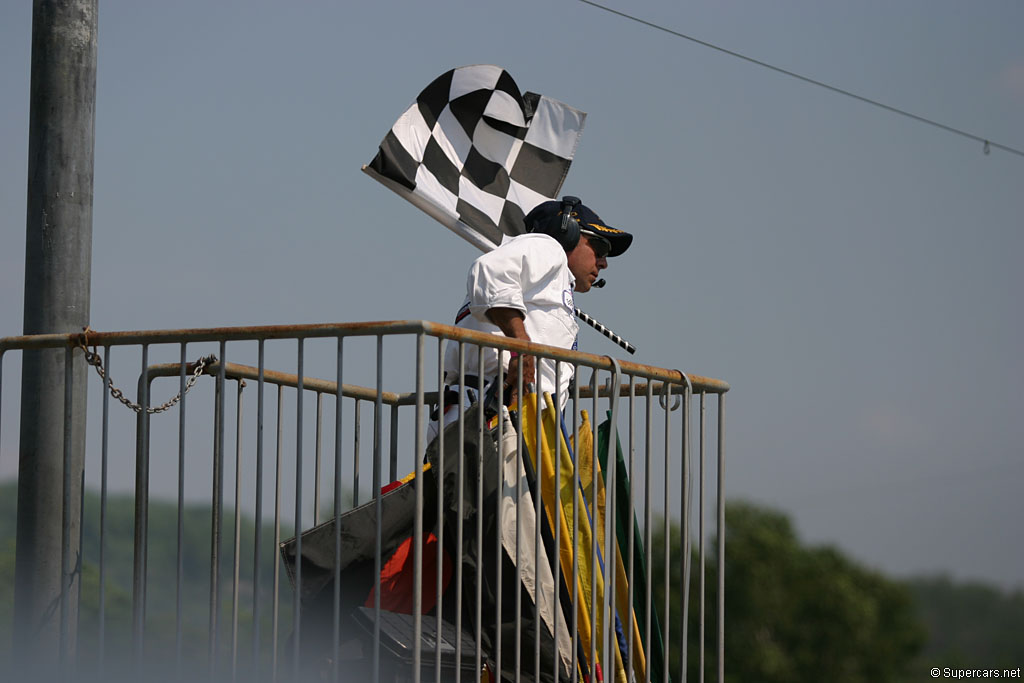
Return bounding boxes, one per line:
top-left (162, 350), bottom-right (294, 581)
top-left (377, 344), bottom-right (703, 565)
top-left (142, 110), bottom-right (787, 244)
top-left (363, 64), bottom-right (586, 251)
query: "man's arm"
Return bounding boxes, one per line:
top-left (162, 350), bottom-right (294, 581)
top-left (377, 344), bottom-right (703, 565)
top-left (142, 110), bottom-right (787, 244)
top-left (486, 307), bottom-right (536, 398)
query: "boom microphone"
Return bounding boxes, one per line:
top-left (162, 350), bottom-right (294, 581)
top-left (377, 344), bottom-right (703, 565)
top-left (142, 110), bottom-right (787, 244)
top-left (593, 278), bottom-right (606, 288)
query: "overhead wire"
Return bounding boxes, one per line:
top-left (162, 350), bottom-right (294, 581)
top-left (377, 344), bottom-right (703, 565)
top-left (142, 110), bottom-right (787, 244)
top-left (578, 0), bottom-right (1024, 159)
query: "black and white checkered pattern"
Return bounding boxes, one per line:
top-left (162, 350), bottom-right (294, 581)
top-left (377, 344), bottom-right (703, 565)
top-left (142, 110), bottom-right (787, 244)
top-left (366, 65), bottom-right (586, 248)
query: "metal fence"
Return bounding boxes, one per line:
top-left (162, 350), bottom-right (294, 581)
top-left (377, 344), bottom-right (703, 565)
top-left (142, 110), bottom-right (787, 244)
top-left (0, 320), bottom-right (728, 683)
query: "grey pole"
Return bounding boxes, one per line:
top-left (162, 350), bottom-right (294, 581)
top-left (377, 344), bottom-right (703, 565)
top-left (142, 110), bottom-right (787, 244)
top-left (14, 0), bottom-right (98, 672)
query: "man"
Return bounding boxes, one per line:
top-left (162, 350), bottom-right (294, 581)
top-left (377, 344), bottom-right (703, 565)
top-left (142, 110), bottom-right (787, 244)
top-left (430, 196), bottom-right (632, 439)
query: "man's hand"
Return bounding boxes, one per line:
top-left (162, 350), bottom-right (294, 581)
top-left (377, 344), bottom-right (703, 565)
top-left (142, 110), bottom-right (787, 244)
top-left (505, 352), bottom-right (536, 403)
top-left (486, 307), bottom-right (536, 405)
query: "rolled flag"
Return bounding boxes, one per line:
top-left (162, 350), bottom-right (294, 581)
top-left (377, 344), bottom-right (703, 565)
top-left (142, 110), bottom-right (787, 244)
top-left (363, 64), bottom-right (586, 250)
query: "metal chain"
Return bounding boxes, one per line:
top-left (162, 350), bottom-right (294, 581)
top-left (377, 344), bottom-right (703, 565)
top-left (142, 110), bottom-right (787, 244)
top-left (77, 327), bottom-right (217, 414)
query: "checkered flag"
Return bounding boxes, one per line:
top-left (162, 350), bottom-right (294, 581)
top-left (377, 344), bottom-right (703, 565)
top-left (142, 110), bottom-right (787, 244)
top-left (362, 65), bottom-right (586, 250)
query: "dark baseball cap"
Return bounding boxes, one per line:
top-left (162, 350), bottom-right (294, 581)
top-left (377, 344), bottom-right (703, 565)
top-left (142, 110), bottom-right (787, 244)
top-left (525, 197), bottom-right (633, 257)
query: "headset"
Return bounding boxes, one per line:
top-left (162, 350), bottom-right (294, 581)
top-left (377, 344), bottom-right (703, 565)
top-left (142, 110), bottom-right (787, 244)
top-left (526, 195), bottom-right (609, 287)
top-left (528, 195), bottom-right (582, 252)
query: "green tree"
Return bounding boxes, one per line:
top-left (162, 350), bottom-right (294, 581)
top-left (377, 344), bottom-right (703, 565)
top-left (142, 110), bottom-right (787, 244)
top-left (908, 575), bottom-right (1024, 671)
top-left (653, 501), bottom-right (926, 683)
top-left (0, 481), bottom-right (297, 678)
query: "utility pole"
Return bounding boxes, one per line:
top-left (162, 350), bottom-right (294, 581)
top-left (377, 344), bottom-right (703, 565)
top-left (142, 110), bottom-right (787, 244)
top-left (14, 0), bottom-right (97, 673)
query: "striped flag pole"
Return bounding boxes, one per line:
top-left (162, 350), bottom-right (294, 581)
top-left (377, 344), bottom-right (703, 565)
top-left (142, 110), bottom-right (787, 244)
top-left (574, 308), bottom-right (637, 355)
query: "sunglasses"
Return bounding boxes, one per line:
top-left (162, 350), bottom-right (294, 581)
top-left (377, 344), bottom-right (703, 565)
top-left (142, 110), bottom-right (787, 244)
top-left (584, 234), bottom-right (611, 259)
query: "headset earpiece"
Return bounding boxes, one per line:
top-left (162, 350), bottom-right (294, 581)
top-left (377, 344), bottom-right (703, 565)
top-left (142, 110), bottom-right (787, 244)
top-left (525, 195), bottom-right (583, 251)
top-left (558, 196), bottom-right (582, 251)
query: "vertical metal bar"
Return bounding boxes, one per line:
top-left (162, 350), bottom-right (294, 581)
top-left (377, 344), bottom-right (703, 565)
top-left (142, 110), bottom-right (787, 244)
top-left (494, 354), bottom-right (505, 683)
top-left (76, 465), bottom-right (85, 661)
top-left (293, 339), bottom-right (305, 682)
top-left (353, 400), bottom-right (361, 507)
top-left (272, 384), bottom-right (284, 682)
top-left (626, 375), bottom-right (636, 682)
top-left (681, 384), bottom-right (692, 683)
top-left (60, 346), bottom-right (75, 671)
top-left (589, 369), bottom-right (599, 682)
top-left (332, 337), bottom-right (344, 683)
top-left (210, 341), bottom-right (227, 678)
top-left (698, 392), bottom-right (707, 683)
top-left (175, 344), bottom-right (187, 675)
top-left (571, 366), bottom-right (580, 683)
top-left (374, 334), bottom-right (384, 508)
top-left (716, 395), bottom-right (726, 683)
top-left (413, 333), bottom-right (426, 683)
top-left (315, 392), bottom-right (323, 527)
top-left (99, 346), bottom-right (111, 676)
top-left (373, 334), bottom-right (385, 683)
top-left (476, 348), bottom-right (486, 683)
top-left (644, 382), bottom-right (653, 683)
top-left (253, 340), bottom-right (265, 676)
top-left (435, 338), bottom-right (445, 683)
top-left (132, 344), bottom-right (151, 668)
top-left (231, 380), bottom-right (244, 680)
top-left (605, 361), bottom-right (622, 683)
top-left (455, 343), bottom-right (466, 683)
top-left (513, 349), bottom-right (522, 683)
top-left (603, 369), bottom-right (613, 680)
top-left (533, 369), bottom-right (543, 683)
top-left (389, 404), bottom-right (399, 487)
top-left (553, 361), bottom-right (562, 683)
top-left (371, 396), bottom-right (382, 683)
top-left (377, 334), bottom-right (389, 676)
top-left (662, 384), bottom-right (671, 683)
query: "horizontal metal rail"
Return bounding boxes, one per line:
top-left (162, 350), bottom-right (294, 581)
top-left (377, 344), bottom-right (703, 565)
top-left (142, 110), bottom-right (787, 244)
top-left (1, 320), bottom-right (730, 394)
top-left (142, 360), bottom-right (710, 409)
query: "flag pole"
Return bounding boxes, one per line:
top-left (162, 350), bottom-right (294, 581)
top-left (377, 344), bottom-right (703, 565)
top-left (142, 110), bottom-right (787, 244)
top-left (573, 308), bottom-right (636, 355)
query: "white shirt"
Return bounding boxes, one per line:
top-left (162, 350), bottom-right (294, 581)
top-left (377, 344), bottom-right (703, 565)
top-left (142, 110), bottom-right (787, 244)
top-left (443, 233), bottom-right (579, 409)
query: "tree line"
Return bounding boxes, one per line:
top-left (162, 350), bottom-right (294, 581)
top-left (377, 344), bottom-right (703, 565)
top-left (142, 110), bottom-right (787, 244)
top-left (1, 483), bottom-right (1021, 681)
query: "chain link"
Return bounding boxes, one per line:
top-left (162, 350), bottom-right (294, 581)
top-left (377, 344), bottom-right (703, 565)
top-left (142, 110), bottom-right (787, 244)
top-left (78, 327), bottom-right (217, 414)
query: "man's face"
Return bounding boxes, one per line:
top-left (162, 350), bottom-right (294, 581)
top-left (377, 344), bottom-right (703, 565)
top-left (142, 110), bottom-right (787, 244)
top-left (568, 235), bottom-right (610, 293)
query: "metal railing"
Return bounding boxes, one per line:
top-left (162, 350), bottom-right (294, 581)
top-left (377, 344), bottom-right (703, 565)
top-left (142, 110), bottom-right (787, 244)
top-left (0, 320), bottom-right (728, 683)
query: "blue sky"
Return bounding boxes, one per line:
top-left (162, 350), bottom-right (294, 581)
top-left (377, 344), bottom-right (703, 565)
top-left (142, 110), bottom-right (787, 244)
top-left (2, 0), bottom-right (1022, 589)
